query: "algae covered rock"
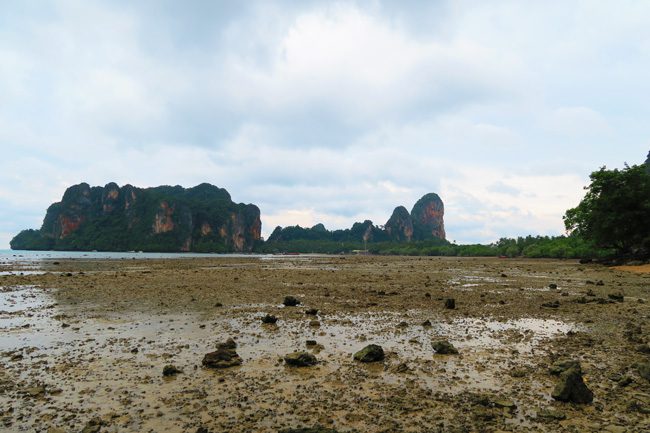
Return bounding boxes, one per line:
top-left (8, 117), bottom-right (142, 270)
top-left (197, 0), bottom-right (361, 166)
top-left (551, 366), bottom-right (594, 404)
top-left (284, 352), bottom-right (318, 367)
top-left (432, 340), bottom-right (459, 355)
top-left (353, 344), bottom-right (385, 362)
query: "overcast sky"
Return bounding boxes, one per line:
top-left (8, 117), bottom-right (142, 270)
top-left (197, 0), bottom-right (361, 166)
top-left (1, 0), bottom-right (649, 248)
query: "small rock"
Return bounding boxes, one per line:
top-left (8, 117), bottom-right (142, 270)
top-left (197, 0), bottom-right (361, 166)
top-left (196, 427), bottom-right (211, 433)
top-left (261, 314), bottom-right (278, 324)
top-left (353, 344), bottom-right (385, 363)
top-left (432, 340), bottom-right (458, 355)
top-left (608, 292), bottom-right (624, 302)
top-left (493, 399), bottom-right (516, 410)
top-left (551, 367), bottom-right (593, 404)
top-left (548, 283), bottom-right (558, 289)
top-left (537, 408), bottom-right (566, 421)
top-left (636, 343), bottom-right (650, 354)
top-left (284, 352), bottom-right (318, 367)
top-left (638, 361), bottom-right (650, 381)
top-left (305, 308), bottom-right (318, 315)
top-left (541, 300), bottom-right (560, 309)
top-left (444, 298), bottom-right (456, 309)
top-left (305, 340), bottom-right (317, 347)
top-left (309, 320), bottom-right (320, 327)
top-left (549, 359), bottom-right (582, 376)
top-left (202, 339), bottom-right (242, 369)
top-left (421, 319), bottom-right (432, 327)
top-left (162, 365), bottom-right (181, 377)
top-left (283, 296), bottom-right (300, 306)
top-left (81, 418), bottom-right (103, 433)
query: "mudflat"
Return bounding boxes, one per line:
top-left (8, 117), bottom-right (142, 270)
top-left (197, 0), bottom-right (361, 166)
top-left (1, 255), bottom-right (649, 432)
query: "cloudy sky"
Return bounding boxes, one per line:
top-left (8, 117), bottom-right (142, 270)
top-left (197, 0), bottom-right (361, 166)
top-left (1, 0), bottom-right (649, 248)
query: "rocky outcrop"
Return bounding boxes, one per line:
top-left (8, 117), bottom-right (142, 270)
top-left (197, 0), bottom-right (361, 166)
top-left (645, 150), bottom-right (650, 174)
top-left (411, 193), bottom-right (446, 240)
top-left (10, 182), bottom-right (261, 252)
top-left (385, 206), bottom-right (413, 242)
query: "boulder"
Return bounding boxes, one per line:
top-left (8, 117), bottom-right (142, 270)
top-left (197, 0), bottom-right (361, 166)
top-left (261, 314), bottom-right (278, 324)
top-left (353, 344), bottom-right (385, 362)
top-left (432, 340), bottom-right (458, 355)
top-left (162, 365), bottom-right (181, 376)
top-left (283, 296), bottom-right (300, 306)
top-left (284, 352), bottom-right (318, 367)
top-left (551, 367), bottom-right (594, 404)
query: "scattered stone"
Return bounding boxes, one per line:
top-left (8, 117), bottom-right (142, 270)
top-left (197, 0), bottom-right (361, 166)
top-left (607, 292), bottom-right (624, 302)
top-left (305, 308), bottom-right (318, 315)
top-left (537, 408), bottom-right (566, 421)
top-left (25, 385), bottom-right (46, 398)
top-left (353, 344), bottom-right (385, 363)
top-left (261, 314), bottom-right (278, 324)
top-left (162, 365), bottom-right (181, 376)
top-left (421, 319), bottom-right (432, 327)
top-left (444, 298), bottom-right (456, 309)
top-left (283, 296), bottom-right (300, 306)
top-left (595, 280), bottom-right (605, 286)
top-left (308, 320), bottom-right (320, 327)
top-left (586, 288), bottom-right (596, 296)
top-left (80, 418), bottom-right (103, 433)
top-left (551, 366), bottom-right (593, 404)
top-left (432, 340), bottom-right (458, 355)
top-left (638, 361), bottom-right (650, 381)
top-left (510, 368), bottom-right (528, 378)
top-left (493, 399), bottom-right (516, 410)
top-left (549, 283), bottom-right (558, 289)
top-left (130, 347), bottom-right (139, 354)
top-left (541, 300), bottom-right (560, 309)
top-left (279, 426), bottom-right (338, 433)
top-left (196, 427), bottom-right (211, 433)
top-left (284, 352), bottom-right (318, 367)
top-left (214, 302), bottom-right (223, 307)
top-left (306, 340), bottom-right (317, 347)
top-left (396, 321), bottom-right (408, 328)
top-left (202, 339), bottom-right (242, 369)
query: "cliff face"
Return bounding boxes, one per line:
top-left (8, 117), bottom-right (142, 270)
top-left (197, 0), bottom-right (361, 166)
top-left (267, 193), bottom-right (446, 245)
top-left (411, 193), bottom-right (446, 240)
top-left (645, 151), bottom-right (650, 174)
top-left (385, 206), bottom-right (414, 242)
top-left (11, 182), bottom-right (261, 252)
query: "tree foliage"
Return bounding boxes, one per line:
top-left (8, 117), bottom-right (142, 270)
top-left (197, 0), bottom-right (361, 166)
top-left (564, 164), bottom-right (650, 257)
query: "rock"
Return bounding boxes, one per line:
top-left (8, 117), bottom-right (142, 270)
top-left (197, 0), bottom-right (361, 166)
top-left (306, 340), bottom-right (318, 347)
top-left (537, 408), bottom-right (566, 421)
top-left (384, 206), bottom-right (414, 242)
top-left (162, 365), bottom-right (181, 376)
top-left (80, 418), bottom-right (103, 433)
top-left (410, 193), bottom-right (446, 240)
top-left (25, 385), bottom-right (46, 397)
top-left (551, 367), bottom-right (594, 404)
top-left (47, 428), bottom-right (66, 433)
top-left (541, 300), bottom-right (560, 308)
top-left (202, 339), bottom-right (242, 369)
top-left (196, 427), bottom-right (211, 433)
top-left (305, 308), bottom-right (318, 315)
top-left (308, 320), bottom-right (320, 327)
top-left (493, 399), bottom-right (516, 409)
top-left (636, 343), bottom-right (650, 354)
top-left (353, 344), bottom-right (385, 363)
top-left (444, 298), bottom-right (455, 309)
top-left (284, 352), bottom-right (318, 367)
top-left (261, 314), bottom-right (278, 324)
top-left (595, 280), bottom-right (604, 286)
top-left (432, 340), bottom-right (458, 355)
top-left (283, 296), bottom-right (300, 306)
top-left (279, 426), bottom-right (338, 433)
top-left (549, 359), bottom-right (582, 376)
top-left (421, 319), bottom-right (432, 327)
top-left (638, 361), bottom-right (650, 381)
top-left (548, 283), bottom-right (558, 289)
top-left (608, 292), bottom-right (624, 302)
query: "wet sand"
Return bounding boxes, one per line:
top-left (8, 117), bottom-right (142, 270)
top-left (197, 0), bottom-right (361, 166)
top-left (0, 255), bottom-right (649, 432)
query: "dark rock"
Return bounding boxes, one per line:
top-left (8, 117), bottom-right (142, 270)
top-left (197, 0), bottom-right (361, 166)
top-left (162, 365), bottom-right (181, 376)
top-left (196, 428), bottom-right (211, 433)
top-left (283, 296), bottom-right (300, 306)
top-left (261, 314), bottom-right (278, 324)
top-left (421, 319), bottom-right (432, 327)
top-left (305, 340), bottom-right (317, 347)
top-left (595, 280), bottom-right (604, 286)
top-left (305, 308), bottom-right (318, 315)
top-left (549, 359), bottom-right (582, 376)
top-left (608, 292), bottom-right (624, 302)
top-left (81, 418), bottom-right (103, 433)
top-left (432, 340), bottom-right (458, 355)
top-left (537, 409), bottom-right (566, 421)
top-left (308, 320), bottom-right (320, 327)
top-left (353, 344), bottom-right (385, 362)
top-left (202, 340), bottom-right (242, 369)
top-left (638, 361), bottom-right (650, 381)
top-left (541, 300), bottom-right (560, 309)
top-left (444, 298), bottom-right (455, 309)
top-left (548, 283), bottom-right (558, 289)
top-left (410, 193), bottom-right (446, 240)
top-left (284, 352), bottom-right (318, 367)
top-left (636, 343), bottom-right (650, 354)
top-left (385, 206), bottom-right (414, 242)
top-left (551, 367), bottom-right (593, 404)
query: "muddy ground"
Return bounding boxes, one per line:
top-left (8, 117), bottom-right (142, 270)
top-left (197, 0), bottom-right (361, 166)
top-left (0, 255), bottom-right (649, 432)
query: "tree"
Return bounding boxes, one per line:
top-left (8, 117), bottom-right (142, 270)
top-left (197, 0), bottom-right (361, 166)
top-left (563, 164), bottom-right (650, 257)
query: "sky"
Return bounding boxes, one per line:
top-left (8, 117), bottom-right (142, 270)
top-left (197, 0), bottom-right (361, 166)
top-left (1, 0), bottom-right (649, 248)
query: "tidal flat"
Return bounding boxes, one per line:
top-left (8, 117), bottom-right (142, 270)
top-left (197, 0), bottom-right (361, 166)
top-left (0, 255), bottom-right (649, 432)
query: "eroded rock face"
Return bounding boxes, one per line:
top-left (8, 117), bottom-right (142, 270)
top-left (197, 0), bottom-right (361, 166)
top-left (11, 182), bottom-right (261, 252)
top-left (411, 193), bottom-right (446, 240)
top-left (385, 206), bottom-right (414, 242)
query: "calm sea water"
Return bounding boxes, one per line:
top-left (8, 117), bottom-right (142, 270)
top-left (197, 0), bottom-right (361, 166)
top-left (0, 249), bottom-right (264, 262)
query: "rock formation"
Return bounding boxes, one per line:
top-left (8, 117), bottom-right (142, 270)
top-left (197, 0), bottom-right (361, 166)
top-left (10, 182), bottom-right (261, 252)
top-left (411, 193), bottom-right (446, 240)
top-left (385, 206), bottom-right (414, 242)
